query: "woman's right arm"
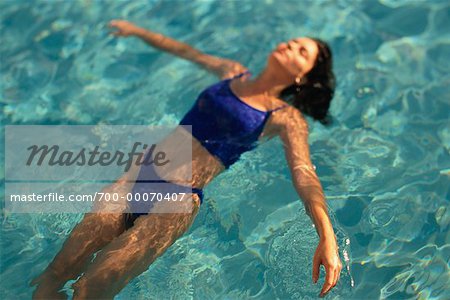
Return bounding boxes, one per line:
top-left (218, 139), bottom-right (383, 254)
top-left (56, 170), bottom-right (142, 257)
top-left (108, 20), bottom-right (247, 79)
top-left (278, 108), bottom-right (342, 297)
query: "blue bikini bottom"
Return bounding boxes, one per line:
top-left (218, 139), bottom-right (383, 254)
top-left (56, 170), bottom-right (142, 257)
top-left (124, 162), bottom-right (203, 229)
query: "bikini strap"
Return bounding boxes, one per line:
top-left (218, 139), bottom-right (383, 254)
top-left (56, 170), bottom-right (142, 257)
top-left (232, 70), bottom-right (251, 79)
top-left (269, 104), bottom-right (290, 113)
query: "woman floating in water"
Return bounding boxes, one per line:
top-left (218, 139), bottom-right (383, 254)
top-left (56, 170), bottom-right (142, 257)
top-left (31, 20), bottom-right (342, 299)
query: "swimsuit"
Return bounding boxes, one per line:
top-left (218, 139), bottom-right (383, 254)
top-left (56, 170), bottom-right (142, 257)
top-left (126, 71), bottom-right (288, 227)
top-left (125, 157), bottom-right (204, 229)
top-left (179, 71), bottom-right (289, 168)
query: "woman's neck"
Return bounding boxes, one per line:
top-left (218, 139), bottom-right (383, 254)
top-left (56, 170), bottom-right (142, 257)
top-left (235, 67), bottom-right (293, 98)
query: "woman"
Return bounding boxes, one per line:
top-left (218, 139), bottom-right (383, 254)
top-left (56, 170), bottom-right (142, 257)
top-left (31, 20), bottom-right (342, 299)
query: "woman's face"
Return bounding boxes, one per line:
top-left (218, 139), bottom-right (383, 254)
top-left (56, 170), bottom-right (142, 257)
top-left (270, 37), bottom-right (319, 80)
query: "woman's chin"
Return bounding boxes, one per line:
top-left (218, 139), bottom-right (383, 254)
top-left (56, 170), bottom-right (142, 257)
top-left (268, 53), bottom-right (285, 69)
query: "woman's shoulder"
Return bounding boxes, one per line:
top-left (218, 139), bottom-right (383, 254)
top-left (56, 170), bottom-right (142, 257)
top-left (217, 61), bottom-right (249, 80)
top-left (198, 70), bottom-right (250, 95)
top-left (269, 102), bottom-right (308, 132)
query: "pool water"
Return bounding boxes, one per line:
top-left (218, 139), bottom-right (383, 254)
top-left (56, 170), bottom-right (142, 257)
top-left (1, 0), bottom-right (449, 299)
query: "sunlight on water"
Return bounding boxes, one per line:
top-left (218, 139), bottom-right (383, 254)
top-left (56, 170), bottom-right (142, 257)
top-left (1, 0), bottom-right (449, 299)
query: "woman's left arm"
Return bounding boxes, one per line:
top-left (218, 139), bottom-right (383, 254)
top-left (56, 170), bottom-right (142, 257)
top-left (108, 20), bottom-right (247, 80)
top-left (278, 109), bottom-right (342, 297)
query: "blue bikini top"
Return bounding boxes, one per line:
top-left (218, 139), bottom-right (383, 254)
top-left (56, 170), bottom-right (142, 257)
top-left (179, 71), bottom-right (289, 169)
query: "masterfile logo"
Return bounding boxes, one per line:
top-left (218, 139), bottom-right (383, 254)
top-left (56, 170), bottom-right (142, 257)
top-left (5, 125), bottom-right (195, 213)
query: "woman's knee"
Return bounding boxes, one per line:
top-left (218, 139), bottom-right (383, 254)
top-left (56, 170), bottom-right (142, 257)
top-left (72, 275), bottom-right (105, 300)
top-left (71, 251), bottom-right (147, 299)
top-left (72, 272), bottom-right (119, 300)
top-left (71, 276), bottom-right (90, 299)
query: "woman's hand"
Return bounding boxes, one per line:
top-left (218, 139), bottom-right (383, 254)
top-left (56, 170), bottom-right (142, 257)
top-left (313, 237), bottom-right (342, 297)
top-left (108, 20), bottom-right (140, 37)
top-left (217, 58), bottom-right (248, 79)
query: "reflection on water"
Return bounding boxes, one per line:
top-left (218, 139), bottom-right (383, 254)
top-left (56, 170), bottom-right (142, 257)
top-left (1, 0), bottom-right (449, 299)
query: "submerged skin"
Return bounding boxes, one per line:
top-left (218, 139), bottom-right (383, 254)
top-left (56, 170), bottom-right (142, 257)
top-left (31, 20), bottom-right (342, 299)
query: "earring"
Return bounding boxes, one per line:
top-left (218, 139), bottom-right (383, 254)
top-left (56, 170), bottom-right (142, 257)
top-left (295, 75), bottom-right (302, 92)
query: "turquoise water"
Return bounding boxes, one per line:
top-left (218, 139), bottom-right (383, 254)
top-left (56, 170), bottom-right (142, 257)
top-left (1, 0), bottom-right (449, 299)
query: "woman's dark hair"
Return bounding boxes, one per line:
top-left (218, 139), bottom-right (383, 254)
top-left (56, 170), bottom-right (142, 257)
top-left (279, 38), bottom-right (335, 125)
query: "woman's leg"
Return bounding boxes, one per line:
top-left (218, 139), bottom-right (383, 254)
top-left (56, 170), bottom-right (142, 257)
top-left (72, 195), bottom-right (201, 300)
top-left (31, 181), bottom-right (131, 299)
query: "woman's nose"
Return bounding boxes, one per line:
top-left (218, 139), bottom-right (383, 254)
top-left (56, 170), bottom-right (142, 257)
top-left (287, 40), bottom-right (296, 50)
top-left (278, 42), bottom-right (288, 50)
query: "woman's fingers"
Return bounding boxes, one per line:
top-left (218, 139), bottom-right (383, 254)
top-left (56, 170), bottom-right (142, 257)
top-left (108, 19), bottom-right (128, 27)
top-left (319, 263), bottom-right (342, 297)
top-left (332, 260), bottom-right (342, 288)
top-left (334, 262), bottom-right (342, 287)
top-left (108, 20), bottom-right (121, 30)
top-left (335, 268), bottom-right (340, 287)
top-left (107, 20), bottom-right (134, 37)
top-left (319, 264), bottom-right (334, 297)
top-left (332, 268), bottom-right (339, 288)
top-left (108, 21), bottom-right (121, 36)
top-left (312, 254), bottom-right (320, 283)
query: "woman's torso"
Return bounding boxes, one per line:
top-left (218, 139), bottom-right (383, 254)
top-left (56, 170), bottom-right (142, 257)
top-left (149, 73), bottom-right (291, 189)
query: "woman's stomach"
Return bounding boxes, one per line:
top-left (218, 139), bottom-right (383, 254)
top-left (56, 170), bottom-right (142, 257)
top-left (146, 126), bottom-right (226, 189)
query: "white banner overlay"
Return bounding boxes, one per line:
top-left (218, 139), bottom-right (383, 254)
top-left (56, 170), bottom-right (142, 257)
top-left (5, 125), bottom-right (195, 213)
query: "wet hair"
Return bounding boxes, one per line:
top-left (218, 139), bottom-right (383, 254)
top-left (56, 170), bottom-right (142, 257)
top-left (279, 38), bottom-right (335, 125)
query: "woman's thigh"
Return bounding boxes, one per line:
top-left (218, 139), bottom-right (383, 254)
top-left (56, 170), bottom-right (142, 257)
top-left (72, 193), bottom-right (201, 299)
